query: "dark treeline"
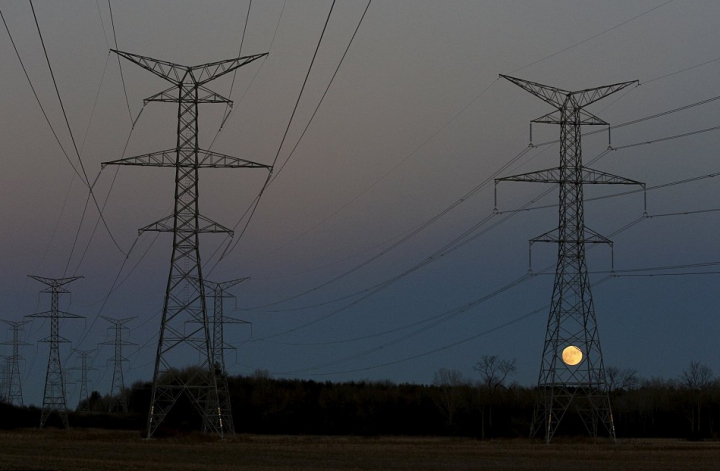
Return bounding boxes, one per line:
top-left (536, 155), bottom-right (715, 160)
top-left (2, 361), bottom-right (719, 440)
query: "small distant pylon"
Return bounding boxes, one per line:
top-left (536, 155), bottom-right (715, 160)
top-left (100, 316), bottom-right (136, 413)
top-left (1, 320), bottom-right (31, 405)
top-left (70, 349), bottom-right (97, 411)
top-left (0, 356), bottom-right (9, 402)
top-left (25, 276), bottom-right (84, 428)
top-left (201, 277), bottom-right (249, 435)
top-left (496, 75), bottom-right (644, 443)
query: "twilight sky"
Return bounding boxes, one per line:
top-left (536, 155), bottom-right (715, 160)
top-left (2, 0), bottom-right (720, 408)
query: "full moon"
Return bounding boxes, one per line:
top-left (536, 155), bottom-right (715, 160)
top-left (562, 346), bottom-right (583, 366)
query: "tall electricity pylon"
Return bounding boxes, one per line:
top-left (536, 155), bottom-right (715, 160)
top-left (25, 276), bottom-right (84, 428)
top-left (102, 50), bottom-right (271, 438)
top-left (496, 75), bottom-right (644, 443)
top-left (1, 320), bottom-right (31, 405)
top-left (201, 277), bottom-right (249, 435)
top-left (71, 349), bottom-right (97, 411)
top-left (100, 316), bottom-right (136, 412)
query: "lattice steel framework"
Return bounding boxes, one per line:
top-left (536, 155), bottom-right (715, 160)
top-left (496, 75), bottom-right (643, 443)
top-left (201, 277), bottom-right (249, 435)
top-left (25, 276), bottom-right (84, 428)
top-left (102, 50), bottom-right (270, 438)
top-left (1, 320), bottom-right (31, 405)
top-left (71, 349), bottom-right (96, 411)
top-left (100, 316), bottom-right (136, 412)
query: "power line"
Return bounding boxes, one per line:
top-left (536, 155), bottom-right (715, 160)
top-left (0, 9), bottom-right (82, 181)
top-left (209, 1), bottom-right (375, 274)
top-left (509, 0), bottom-right (676, 74)
top-left (239, 85), bottom-right (720, 313)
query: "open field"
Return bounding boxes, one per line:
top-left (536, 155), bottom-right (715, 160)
top-left (0, 429), bottom-right (718, 471)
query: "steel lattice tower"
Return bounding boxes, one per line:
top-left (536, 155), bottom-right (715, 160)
top-left (71, 349), bottom-right (96, 411)
top-left (100, 316), bottom-right (136, 412)
top-left (201, 277), bottom-right (249, 435)
top-left (25, 276), bottom-right (84, 428)
top-left (496, 75), bottom-right (643, 443)
top-left (102, 50), bottom-right (271, 438)
top-left (0, 355), bottom-right (9, 402)
top-left (1, 320), bottom-right (31, 405)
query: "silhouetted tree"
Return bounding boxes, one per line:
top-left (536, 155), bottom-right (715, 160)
top-left (432, 368), bottom-right (468, 432)
top-left (473, 355), bottom-right (516, 439)
top-left (606, 366), bottom-right (638, 393)
top-left (679, 361), bottom-right (713, 438)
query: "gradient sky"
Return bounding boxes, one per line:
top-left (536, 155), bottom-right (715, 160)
top-left (2, 0), bottom-right (719, 408)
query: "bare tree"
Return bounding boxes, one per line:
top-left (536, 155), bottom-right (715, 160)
top-left (474, 355), bottom-right (517, 392)
top-left (680, 361), bottom-right (713, 390)
top-left (432, 368), bottom-right (467, 429)
top-left (679, 361), bottom-right (713, 437)
top-left (473, 355), bottom-right (516, 439)
top-left (605, 366), bottom-right (638, 393)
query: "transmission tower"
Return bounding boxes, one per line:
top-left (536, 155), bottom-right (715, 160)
top-left (102, 50), bottom-right (271, 438)
top-left (1, 320), bottom-right (31, 405)
top-left (200, 277), bottom-right (249, 435)
top-left (496, 75), bottom-right (644, 443)
top-left (25, 276), bottom-right (84, 428)
top-left (100, 316), bottom-right (136, 412)
top-left (71, 349), bottom-right (97, 411)
top-left (0, 355), bottom-right (8, 402)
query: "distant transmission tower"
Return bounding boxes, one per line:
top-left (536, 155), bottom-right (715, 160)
top-left (496, 75), bottom-right (644, 443)
top-left (0, 355), bottom-right (8, 402)
top-left (26, 276), bottom-right (84, 428)
top-left (71, 349), bottom-right (96, 411)
top-left (102, 50), bottom-right (271, 438)
top-left (1, 320), bottom-right (31, 405)
top-left (100, 316), bottom-right (136, 412)
top-left (201, 277), bottom-right (249, 435)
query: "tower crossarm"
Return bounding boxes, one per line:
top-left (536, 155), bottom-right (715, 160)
top-left (571, 80), bottom-right (638, 108)
top-left (496, 167), bottom-right (562, 184)
top-left (533, 109), bottom-right (608, 126)
top-left (111, 50), bottom-right (267, 86)
top-left (102, 149), bottom-right (271, 169)
top-left (580, 168), bottom-right (644, 186)
top-left (497, 167), bottom-right (644, 186)
top-left (500, 75), bottom-right (637, 110)
top-left (530, 227), bottom-right (612, 245)
top-left (500, 74), bottom-right (570, 108)
top-left (27, 310), bottom-right (84, 319)
top-left (28, 275), bottom-right (83, 289)
top-left (201, 277), bottom-right (250, 294)
top-left (189, 53), bottom-right (268, 85)
top-left (111, 50), bottom-right (191, 84)
top-left (138, 214), bottom-right (234, 235)
top-left (145, 86), bottom-right (233, 105)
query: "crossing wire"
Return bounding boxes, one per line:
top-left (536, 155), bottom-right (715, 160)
top-left (208, 0), bottom-right (374, 273)
top-left (26, 1), bottom-right (127, 257)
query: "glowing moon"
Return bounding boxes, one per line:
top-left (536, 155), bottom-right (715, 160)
top-left (562, 346), bottom-right (583, 366)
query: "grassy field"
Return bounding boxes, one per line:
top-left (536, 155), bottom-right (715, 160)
top-left (0, 429), bottom-right (718, 471)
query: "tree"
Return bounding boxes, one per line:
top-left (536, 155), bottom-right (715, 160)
top-left (679, 361), bottom-right (713, 438)
top-left (432, 368), bottom-right (467, 431)
top-left (473, 355), bottom-right (516, 439)
top-left (605, 366), bottom-right (638, 393)
top-left (680, 361), bottom-right (713, 390)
